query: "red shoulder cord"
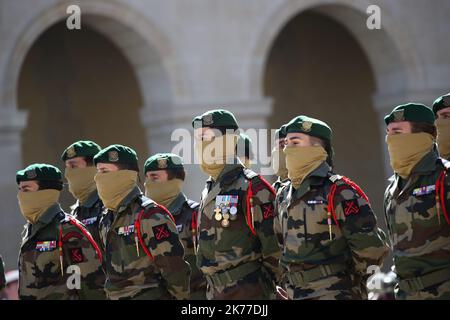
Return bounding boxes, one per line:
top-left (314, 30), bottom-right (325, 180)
top-left (134, 204), bottom-right (177, 261)
top-left (191, 210), bottom-right (198, 253)
top-left (246, 180), bottom-right (257, 237)
top-left (326, 176), bottom-right (371, 228)
top-left (436, 171), bottom-right (450, 225)
top-left (67, 216), bottom-right (103, 263)
top-left (245, 176), bottom-right (276, 237)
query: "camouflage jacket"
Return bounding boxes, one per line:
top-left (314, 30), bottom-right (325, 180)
top-left (196, 163), bottom-right (282, 283)
top-left (0, 254), bottom-right (5, 290)
top-left (167, 193), bottom-right (206, 299)
top-left (276, 162), bottom-right (388, 289)
top-left (70, 190), bottom-right (106, 299)
top-left (384, 150), bottom-right (450, 284)
top-left (99, 186), bottom-right (190, 300)
top-left (19, 204), bottom-right (104, 300)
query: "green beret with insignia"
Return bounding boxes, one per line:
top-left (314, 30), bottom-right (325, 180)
top-left (236, 133), bottom-right (254, 159)
top-left (144, 153), bottom-right (184, 173)
top-left (61, 140), bottom-right (101, 161)
top-left (16, 163), bottom-right (62, 184)
top-left (192, 109), bottom-right (239, 130)
top-left (432, 93), bottom-right (450, 116)
top-left (384, 103), bottom-right (435, 126)
top-left (93, 144), bottom-right (138, 166)
top-left (284, 115), bottom-right (332, 141)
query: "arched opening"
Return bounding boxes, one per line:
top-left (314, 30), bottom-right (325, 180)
top-left (264, 10), bottom-right (385, 217)
top-left (17, 20), bottom-right (147, 205)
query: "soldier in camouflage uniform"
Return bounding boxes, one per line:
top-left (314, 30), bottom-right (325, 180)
top-left (17, 164), bottom-right (103, 300)
top-left (61, 140), bottom-right (106, 299)
top-left (433, 93), bottom-right (450, 160)
top-left (192, 109), bottom-right (281, 300)
top-left (276, 116), bottom-right (388, 300)
top-left (94, 144), bottom-right (190, 300)
top-left (144, 153), bottom-right (206, 299)
top-left (383, 103), bottom-right (450, 300)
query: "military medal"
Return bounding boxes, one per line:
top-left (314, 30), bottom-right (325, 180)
top-left (229, 206), bottom-right (238, 220)
top-left (221, 219), bottom-right (230, 227)
top-left (222, 213), bottom-right (230, 220)
top-left (214, 207), bottom-right (222, 221)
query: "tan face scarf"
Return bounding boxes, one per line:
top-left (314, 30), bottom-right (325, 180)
top-left (284, 145), bottom-right (328, 189)
top-left (271, 147), bottom-right (288, 179)
top-left (195, 134), bottom-right (238, 180)
top-left (386, 132), bottom-right (434, 179)
top-left (145, 178), bottom-right (183, 208)
top-left (94, 170), bottom-right (138, 211)
top-left (17, 189), bottom-right (60, 224)
top-left (436, 118), bottom-right (450, 159)
top-left (65, 167), bottom-right (97, 204)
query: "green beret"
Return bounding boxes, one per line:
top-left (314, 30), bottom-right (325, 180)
top-left (16, 163), bottom-right (62, 184)
top-left (432, 93), bottom-right (450, 115)
top-left (236, 133), bottom-right (254, 159)
top-left (93, 144), bottom-right (138, 166)
top-left (284, 115), bottom-right (332, 141)
top-left (275, 124), bottom-right (287, 140)
top-left (144, 153), bottom-right (184, 173)
top-left (384, 103), bottom-right (435, 126)
top-left (61, 140), bottom-right (101, 161)
top-left (192, 109), bottom-right (239, 130)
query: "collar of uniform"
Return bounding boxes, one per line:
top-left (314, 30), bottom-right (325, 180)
top-left (167, 192), bottom-right (188, 216)
top-left (210, 161), bottom-right (243, 184)
top-left (289, 161), bottom-right (330, 203)
top-left (82, 189), bottom-right (100, 208)
top-left (410, 148), bottom-right (439, 175)
top-left (117, 186), bottom-right (142, 213)
top-left (27, 203), bottom-right (64, 238)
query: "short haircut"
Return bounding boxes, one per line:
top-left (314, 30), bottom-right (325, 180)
top-left (38, 180), bottom-right (63, 191)
top-left (309, 136), bottom-right (334, 168)
top-left (167, 168), bottom-right (186, 181)
top-left (411, 122), bottom-right (437, 138)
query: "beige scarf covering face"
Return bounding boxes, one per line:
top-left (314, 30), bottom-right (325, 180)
top-left (145, 178), bottom-right (183, 208)
top-left (436, 118), bottom-right (450, 159)
top-left (386, 132), bottom-right (434, 179)
top-left (17, 189), bottom-right (60, 224)
top-left (94, 170), bottom-right (138, 211)
top-left (284, 145), bottom-right (328, 189)
top-left (195, 134), bottom-right (238, 180)
top-left (271, 146), bottom-right (288, 179)
top-left (65, 167), bottom-right (98, 204)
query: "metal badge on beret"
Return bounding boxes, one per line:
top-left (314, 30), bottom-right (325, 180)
top-left (157, 158), bottom-right (168, 169)
top-left (66, 146), bottom-right (76, 158)
top-left (393, 110), bottom-right (405, 121)
top-left (108, 151), bottom-right (119, 162)
top-left (203, 114), bottom-right (214, 126)
top-left (26, 170), bottom-right (37, 179)
top-left (301, 121), bottom-right (313, 132)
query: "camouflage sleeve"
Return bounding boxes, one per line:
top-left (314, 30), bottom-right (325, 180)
top-left (250, 176), bottom-right (282, 283)
top-left (334, 186), bottom-right (389, 278)
top-left (61, 221), bottom-right (105, 299)
top-left (141, 207), bottom-right (191, 300)
top-left (273, 185), bottom-right (285, 248)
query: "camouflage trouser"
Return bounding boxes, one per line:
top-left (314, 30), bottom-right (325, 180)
top-left (396, 279), bottom-right (450, 300)
top-left (285, 271), bottom-right (363, 300)
top-left (205, 263), bottom-right (276, 300)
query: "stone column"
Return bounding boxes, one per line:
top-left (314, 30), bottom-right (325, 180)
top-left (0, 108), bottom-right (27, 269)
